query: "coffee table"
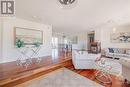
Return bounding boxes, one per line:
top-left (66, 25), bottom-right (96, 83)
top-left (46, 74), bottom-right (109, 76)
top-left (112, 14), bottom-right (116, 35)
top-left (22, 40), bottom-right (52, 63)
top-left (95, 59), bottom-right (112, 84)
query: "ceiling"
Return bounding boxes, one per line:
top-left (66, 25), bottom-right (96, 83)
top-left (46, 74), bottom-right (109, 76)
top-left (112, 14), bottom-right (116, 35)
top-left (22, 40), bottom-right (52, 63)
top-left (16, 0), bottom-right (130, 33)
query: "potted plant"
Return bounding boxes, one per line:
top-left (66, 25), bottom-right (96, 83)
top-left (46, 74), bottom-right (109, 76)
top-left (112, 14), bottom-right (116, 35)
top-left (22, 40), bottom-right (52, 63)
top-left (16, 39), bottom-right (25, 48)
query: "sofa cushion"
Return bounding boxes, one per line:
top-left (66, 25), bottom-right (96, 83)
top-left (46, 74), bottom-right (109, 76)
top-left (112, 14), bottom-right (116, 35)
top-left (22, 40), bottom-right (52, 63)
top-left (125, 54), bottom-right (130, 58)
top-left (114, 53), bottom-right (126, 58)
top-left (119, 58), bottom-right (130, 68)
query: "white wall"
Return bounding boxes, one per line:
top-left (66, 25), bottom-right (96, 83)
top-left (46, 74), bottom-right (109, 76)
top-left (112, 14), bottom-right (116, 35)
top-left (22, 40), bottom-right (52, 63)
top-left (77, 33), bottom-right (88, 50)
top-left (52, 33), bottom-right (64, 44)
top-left (95, 24), bottom-right (130, 49)
top-left (1, 17), bottom-right (52, 63)
top-left (0, 18), bottom-right (3, 62)
top-left (95, 29), bottom-right (101, 42)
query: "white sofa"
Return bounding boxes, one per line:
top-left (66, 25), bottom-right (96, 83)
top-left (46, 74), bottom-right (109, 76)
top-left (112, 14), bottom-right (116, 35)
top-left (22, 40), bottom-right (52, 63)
top-left (72, 51), bottom-right (101, 69)
top-left (119, 58), bottom-right (130, 82)
top-left (105, 48), bottom-right (130, 59)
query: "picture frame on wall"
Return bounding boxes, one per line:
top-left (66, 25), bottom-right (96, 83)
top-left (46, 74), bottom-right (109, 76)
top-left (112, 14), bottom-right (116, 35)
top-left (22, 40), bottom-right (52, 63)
top-left (110, 32), bottom-right (130, 43)
top-left (14, 27), bottom-right (43, 45)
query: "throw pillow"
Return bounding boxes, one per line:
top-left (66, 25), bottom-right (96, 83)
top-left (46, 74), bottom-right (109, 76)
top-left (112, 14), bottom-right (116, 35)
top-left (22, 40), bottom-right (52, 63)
top-left (108, 48), bottom-right (114, 53)
top-left (113, 48), bottom-right (118, 53)
top-left (126, 50), bottom-right (130, 55)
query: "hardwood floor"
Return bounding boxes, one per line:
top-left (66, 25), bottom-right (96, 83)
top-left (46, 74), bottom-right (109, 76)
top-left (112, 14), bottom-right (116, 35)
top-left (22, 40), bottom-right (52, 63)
top-left (66, 66), bottom-right (130, 87)
top-left (0, 49), bottom-right (72, 87)
top-left (0, 49), bottom-right (130, 87)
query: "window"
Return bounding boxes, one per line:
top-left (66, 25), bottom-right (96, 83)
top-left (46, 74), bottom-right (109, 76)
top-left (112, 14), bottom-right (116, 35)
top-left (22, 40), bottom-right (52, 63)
top-left (52, 37), bottom-right (58, 49)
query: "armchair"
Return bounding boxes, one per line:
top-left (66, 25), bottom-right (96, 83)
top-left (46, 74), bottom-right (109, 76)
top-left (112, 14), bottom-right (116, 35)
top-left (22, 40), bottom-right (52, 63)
top-left (72, 51), bottom-right (101, 69)
top-left (119, 58), bottom-right (130, 83)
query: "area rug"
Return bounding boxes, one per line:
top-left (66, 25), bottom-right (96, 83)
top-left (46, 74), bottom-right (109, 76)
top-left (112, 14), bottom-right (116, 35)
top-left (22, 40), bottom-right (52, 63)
top-left (98, 58), bottom-right (122, 76)
top-left (15, 68), bottom-right (104, 87)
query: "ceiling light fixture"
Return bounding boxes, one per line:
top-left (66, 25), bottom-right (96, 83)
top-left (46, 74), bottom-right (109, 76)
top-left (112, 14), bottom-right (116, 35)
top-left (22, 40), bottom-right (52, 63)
top-left (58, 0), bottom-right (77, 9)
top-left (113, 28), bottom-right (117, 33)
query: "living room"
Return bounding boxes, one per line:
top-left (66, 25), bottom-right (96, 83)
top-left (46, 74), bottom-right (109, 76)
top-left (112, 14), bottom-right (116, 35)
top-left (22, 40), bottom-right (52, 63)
top-left (0, 0), bottom-right (130, 87)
